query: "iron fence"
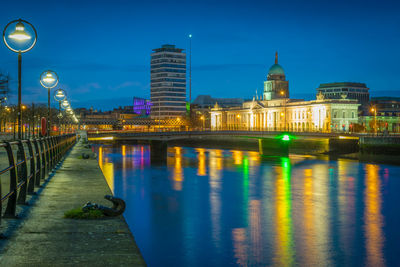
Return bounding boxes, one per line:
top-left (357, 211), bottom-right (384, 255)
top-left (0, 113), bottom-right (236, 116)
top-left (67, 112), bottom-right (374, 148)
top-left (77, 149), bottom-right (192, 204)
top-left (0, 134), bottom-right (76, 224)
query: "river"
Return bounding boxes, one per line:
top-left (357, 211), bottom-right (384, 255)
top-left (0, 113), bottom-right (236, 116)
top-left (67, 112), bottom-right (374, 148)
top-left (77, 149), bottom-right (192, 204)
top-left (94, 143), bottom-right (400, 267)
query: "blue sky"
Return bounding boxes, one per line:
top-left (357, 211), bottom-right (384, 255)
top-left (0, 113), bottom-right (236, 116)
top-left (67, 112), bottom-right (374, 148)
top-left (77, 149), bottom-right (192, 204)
top-left (0, 0), bottom-right (399, 110)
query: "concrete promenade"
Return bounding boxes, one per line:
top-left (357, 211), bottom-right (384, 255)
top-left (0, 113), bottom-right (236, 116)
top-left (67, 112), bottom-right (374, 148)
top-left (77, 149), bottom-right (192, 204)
top-left (0, 140), bottom-right (146, 266)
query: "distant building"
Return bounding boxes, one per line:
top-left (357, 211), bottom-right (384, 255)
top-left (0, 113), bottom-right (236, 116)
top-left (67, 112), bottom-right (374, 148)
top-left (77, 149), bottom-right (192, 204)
top-left (211, 53), bottom-right (360, 132)
top-left (192, 95), bottom-right (244, 108)
top-left (150, 44), bottom-right (186, 119)
top-left (133, 97), bottom-right (152, 116)
top-left (370, 97), bottom-right (400, 116)
top-left (359, 97), bottom-right (400, 133)
top-left (316, 82), bottom-right (370, 107)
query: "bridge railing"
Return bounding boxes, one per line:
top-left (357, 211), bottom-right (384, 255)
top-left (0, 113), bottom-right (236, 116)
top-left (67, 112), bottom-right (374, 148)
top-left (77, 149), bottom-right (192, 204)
top-left (87, 130), bottom-right (365, 139)
top-left (0, 134), bottom-right (76, 225)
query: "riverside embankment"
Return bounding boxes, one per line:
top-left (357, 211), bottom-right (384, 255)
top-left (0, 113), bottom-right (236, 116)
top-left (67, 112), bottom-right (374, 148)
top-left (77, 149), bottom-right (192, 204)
top-left (0, 139), bottom-right (145, 266)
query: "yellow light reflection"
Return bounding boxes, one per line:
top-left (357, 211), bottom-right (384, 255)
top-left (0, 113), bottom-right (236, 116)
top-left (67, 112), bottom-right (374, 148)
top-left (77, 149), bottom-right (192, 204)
top-left (173, 147), bottom-right (183, 191)
top-left (196, 148), bottom-right (206, 176)
top-left (98, 146), bottom-right (114, 193)
top-left (88, 136), bottom-right (114, 141)
top-left (364, 164), bottom-right (385, 267)
top-left (303, 168), bottom-right (317, 266)
top-left (274, 157), bottom-right (294, 266)
top-left (209, 150), bottom-right (223, 182)
top-left (232, 150), bottom-right (243, 165)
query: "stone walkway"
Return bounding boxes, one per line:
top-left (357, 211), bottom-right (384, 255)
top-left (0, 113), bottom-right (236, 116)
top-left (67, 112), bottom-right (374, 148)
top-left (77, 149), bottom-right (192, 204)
top-left (0, 140), bottom-right (146, 266)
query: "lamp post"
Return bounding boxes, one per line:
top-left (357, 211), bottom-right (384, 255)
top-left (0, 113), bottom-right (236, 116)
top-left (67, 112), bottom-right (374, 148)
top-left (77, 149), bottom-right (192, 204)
top-left (188, 34), bottom-right (192, 105)
top-left (188, 34), bottom-right (193, 127)
top-left (61, 99), bottom-right (70, 134)
top-left (280, 90), bottom-right (287, 131)
top-left (21, 104), bottom-right (26, 138)
top-left (3, 19), bottom-right (37, 139)
top-left (54, 89), bottom-right (66, 135)
top-left (371, 107), bottom-right (377, 135)
top-left (200, 115), bottom-right (205, 131)
top-left (40, 70), bottom-right (59, 136)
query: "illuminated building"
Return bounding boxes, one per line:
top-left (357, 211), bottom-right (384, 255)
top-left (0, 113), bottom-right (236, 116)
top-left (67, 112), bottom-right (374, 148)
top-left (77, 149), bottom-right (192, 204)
top-left (150, 44), bottom-right (187, 119)
top-left (191, 95), bottom-right (244, 130)
top-left (210, 53), bottom-right (360, 132)
top-left (133, 97), bottom-right (152, 116)
top-left (317, 82), bottom-right (370, 107)
top-left (360, 97), bottom-right (400, 132)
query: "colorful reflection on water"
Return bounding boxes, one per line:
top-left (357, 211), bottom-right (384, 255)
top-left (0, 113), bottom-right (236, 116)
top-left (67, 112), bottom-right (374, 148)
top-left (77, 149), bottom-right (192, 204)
top-left (94, 144), bottom-right (400, 267)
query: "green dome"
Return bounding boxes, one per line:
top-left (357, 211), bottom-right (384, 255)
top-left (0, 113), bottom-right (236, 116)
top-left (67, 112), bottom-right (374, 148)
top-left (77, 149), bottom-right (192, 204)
top-left (268, 64), bottom-right (285, 75)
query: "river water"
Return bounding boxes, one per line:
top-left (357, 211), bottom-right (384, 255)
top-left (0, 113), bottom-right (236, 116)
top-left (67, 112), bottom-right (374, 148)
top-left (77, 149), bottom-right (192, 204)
top-left (94, 144), bottom-right (400, 267)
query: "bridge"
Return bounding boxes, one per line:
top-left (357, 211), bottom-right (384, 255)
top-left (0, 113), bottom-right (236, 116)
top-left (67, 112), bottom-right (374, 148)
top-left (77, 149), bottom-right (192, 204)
top-left (87, 130), bottom-right (362, 163)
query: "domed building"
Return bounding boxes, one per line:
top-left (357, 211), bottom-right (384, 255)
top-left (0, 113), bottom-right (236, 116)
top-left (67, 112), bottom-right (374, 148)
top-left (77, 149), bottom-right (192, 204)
top-left (210, 52), bottom-right (361, 133)
top-left (263, 52), bottom-right (289, 100)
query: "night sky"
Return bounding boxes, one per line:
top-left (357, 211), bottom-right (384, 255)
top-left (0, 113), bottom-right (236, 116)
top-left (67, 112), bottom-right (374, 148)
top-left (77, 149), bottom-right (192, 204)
top-left (0, 0), bottom-right (399, 110)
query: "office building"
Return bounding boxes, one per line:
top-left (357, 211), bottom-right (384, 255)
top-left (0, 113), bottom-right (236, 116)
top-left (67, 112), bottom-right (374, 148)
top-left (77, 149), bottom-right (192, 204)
top-left (150, 44), bottom-right (186, 119)
top-left (316, 82), bottom-right (370, 106)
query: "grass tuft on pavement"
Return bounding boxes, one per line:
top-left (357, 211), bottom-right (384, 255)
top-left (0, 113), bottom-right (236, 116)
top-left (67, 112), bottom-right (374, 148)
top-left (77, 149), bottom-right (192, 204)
top-left (64, 207), bottom-right (104, 219)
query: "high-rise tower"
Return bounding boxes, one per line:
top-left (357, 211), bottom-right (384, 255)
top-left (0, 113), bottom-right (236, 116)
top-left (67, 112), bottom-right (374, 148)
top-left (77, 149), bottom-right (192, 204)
top-left (150, 44), bottom-right (186, 119)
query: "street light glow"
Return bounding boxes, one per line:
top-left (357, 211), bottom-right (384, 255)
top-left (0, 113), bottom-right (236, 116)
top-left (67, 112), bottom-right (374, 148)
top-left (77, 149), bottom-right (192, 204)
top-left (43, 73), bottom-right (56, 83)
top-left (40, 70), bottom-right (59, 89)
top-left (8, 21), bottom-right (31, 41)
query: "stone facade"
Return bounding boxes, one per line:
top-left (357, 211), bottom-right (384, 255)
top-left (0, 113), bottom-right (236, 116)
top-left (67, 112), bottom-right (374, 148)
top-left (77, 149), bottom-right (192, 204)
top-left (211, 53), bottom-right (360, 132)
top-left (210, 98), bottom-right (359, 132)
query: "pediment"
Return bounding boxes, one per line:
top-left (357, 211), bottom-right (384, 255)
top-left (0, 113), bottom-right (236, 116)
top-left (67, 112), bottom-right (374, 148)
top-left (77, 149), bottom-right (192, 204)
top-left (251, 101), bottom-right (265, 109)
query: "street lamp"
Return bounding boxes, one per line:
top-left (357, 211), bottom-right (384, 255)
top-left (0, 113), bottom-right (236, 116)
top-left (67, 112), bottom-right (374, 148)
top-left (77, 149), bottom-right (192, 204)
top-left (188, 34), bottom-right (192, 105)
top-left (3, 19), bottom-right (37, 139)
top-left (21, 104), bottom-right (27, 138)
top-left (200, 115), bottom-right (205, 130)
top-left (371, 107), bottom-right (377, 135)
top-left (61, 99), bottom-right (70, 109)
top-left (280, 90), bottom-right (287, 131)
top-left (40, 70), bottom-right (59, 136)
top-left (60, 99), bottom-right (71, 133)
top-left (54, 89), bottom-right (66, 135)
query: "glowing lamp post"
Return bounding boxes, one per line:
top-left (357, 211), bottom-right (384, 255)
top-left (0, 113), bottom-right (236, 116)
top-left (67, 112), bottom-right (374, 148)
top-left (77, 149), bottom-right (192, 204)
top-left (3, 19), bottom-right (37, 139)
top-left (280, 90), bottom-right (287, 131)
top-left (60, 100), bottom-right (70, 133)
top-left (371, 107), bottom-right (377, 135)
top-left (40, 70), bottom-right (59, 136)
top-left (200, 115), bottom-right (205, 130)
top-left (54, 89), bottom-right (66, 135)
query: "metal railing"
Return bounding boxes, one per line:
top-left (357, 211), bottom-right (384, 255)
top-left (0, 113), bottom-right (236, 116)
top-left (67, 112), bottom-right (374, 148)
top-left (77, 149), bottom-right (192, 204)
top-left (0, 134), bottom-right (76, 224)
